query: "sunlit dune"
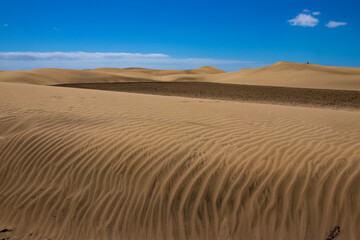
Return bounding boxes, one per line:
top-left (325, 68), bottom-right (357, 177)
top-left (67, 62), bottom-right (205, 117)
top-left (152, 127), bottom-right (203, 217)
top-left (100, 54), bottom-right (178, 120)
top-left (0, 82), bottom-right (359, 239)
top-left (1, 62), bottom-right (359, 90)
top-left (0, 62), bottom-right (359, 240)
top-left (1, 0), bottom-right (358, 239)
top-left (0, 68), bottom-right (158, 85)
top-left (206, 61), bottom-right (360, 90)
top-left (92, 65), bottom-right (225, 75)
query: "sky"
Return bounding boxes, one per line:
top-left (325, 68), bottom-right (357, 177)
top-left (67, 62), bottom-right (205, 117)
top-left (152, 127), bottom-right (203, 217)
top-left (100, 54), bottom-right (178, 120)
top-left (0, 0), bottom-right (359, 71)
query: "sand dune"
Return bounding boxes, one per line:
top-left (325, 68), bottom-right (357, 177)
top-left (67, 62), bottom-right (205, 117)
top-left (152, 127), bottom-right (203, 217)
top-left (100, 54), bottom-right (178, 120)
top-left (0, 82), bottom-right (359, 239)
top-left (0, 66), bottom-right (222, 85)
top-left (92, 66), bottom-right (225, 75)
top-left (0, 68), bottom-right (158, 85)
top-left (207, 62), bottom-right (360, 90)
top-left (1, 62), bottom-right (359, 90)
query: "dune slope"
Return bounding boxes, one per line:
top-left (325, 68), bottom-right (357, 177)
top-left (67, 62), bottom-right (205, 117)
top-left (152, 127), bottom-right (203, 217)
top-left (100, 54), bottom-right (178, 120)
top-left (0, 83), bottom-right (359, 240)
top-left (208, 61), bottom-right (360, 90)
top-left (0, 62), bottom-right (359, 90)
top-left (92, 66), bottom-right (225, 75)
top-left (0, 66), bottom-right (223, 85)
top-left (0, 68), bottom-right (158, 85)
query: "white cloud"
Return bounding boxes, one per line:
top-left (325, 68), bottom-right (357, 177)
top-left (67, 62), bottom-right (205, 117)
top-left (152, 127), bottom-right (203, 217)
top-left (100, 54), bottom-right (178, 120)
top-left (288, 13), bottom-right (319, 27)
top-left (325, 21), bottom-right (347, 28)
top-left (0, 52), bottom-right (168, 61)
top-left (289, 10), bottom-right (349, 29)
top-left (0, 51), bottom-right (259, 71)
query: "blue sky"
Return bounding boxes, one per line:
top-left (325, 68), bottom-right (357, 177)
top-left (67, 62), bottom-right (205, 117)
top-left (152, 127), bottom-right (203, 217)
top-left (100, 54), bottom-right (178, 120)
top-left (0, 0), bottom-right (359, 71)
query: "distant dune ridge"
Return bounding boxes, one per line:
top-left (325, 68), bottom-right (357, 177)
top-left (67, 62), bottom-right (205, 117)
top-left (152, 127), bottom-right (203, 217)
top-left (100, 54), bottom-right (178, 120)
top-left (92, 65), bottom-right (225, 75)
top-left (208, 61), bottom-right (360, 90)
top-left (0, 83), bottom-right (360, 239)
top-left (0, 61), bottom-right (359, 90)
top-left (0, 66), bottom-right (223, 85)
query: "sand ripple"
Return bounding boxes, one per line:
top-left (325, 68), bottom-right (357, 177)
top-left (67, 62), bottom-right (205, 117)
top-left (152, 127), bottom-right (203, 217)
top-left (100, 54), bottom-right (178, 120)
top-left (0, 83), bottom-right (359, 239)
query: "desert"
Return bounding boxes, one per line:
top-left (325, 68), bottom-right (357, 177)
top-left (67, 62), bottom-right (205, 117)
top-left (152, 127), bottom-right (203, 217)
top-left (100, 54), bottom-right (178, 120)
top-left (2, 0), bottom-right (360, 238)
top-left (1, 62), bottom-right (359, 91)
top-left (0, 62), bottom-right (359, 239)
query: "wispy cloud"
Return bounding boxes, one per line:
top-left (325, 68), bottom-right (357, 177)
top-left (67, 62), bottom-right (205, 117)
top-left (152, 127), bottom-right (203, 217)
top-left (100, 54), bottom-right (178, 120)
top-left (325, 21), bottom-right (347, 28)
top-left (288, 13), bottom-right (319, 27)
top-left (0, 51), bottom-right (259, 71)
top-left (3, 24), bottom-right (8, 27)
top-left (0, 52), bottom-right (168, 61)
top-left (312, 11), bottom-right (321, 15)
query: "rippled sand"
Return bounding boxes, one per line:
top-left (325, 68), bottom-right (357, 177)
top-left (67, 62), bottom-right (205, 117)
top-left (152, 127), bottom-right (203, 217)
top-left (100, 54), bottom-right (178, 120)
top-left (0, 83), bottom-right (359, 239)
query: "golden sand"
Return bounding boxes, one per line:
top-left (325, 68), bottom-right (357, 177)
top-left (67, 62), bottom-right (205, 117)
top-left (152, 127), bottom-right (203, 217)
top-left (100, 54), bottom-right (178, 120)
top-left (0, 82), bottom-right (359, 239)
top-left (1, 62), bottom-right (359, 90)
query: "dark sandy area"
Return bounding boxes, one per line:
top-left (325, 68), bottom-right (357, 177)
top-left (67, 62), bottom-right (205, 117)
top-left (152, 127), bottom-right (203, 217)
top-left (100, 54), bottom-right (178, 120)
top-left (55, 82), bottom-right (360, 110)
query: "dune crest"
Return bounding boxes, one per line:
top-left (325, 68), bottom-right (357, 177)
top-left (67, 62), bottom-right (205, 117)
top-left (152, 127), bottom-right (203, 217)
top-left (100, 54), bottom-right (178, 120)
top-left (92, 66), bottom-right (225, 75)
top-left (207, 62), bottom-right (360, 90)
top-left (244, 61), bottom-right (360, 74)
top-left (0, 62), bottom-right (359, 90)
top-left (0, 68), bottom-right (158, 85)
top-left (0, 83), bottom-right (359, 239)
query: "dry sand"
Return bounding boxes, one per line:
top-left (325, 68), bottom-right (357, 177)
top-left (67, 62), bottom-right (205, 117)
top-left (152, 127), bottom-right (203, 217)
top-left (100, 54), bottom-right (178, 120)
top-left (0, 82), bottom-right (359, 240)
top-left (1, 62), bottom-right (359, 90)
top-left (207, 61), bottom-right (360, 90)
top-left (0, 66), bottom-right (222, 85)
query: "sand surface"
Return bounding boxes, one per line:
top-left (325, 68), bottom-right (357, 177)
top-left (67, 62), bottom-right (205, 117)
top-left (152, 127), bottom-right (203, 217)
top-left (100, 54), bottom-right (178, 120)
top-left (207, 61), bottom-right (360, 90)
top-left (0, 66), bottom-right (221, 86)
top-left (0, 82), bottom-right (359, 240)
top-left (1, 62), bottom-right (359, 90)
